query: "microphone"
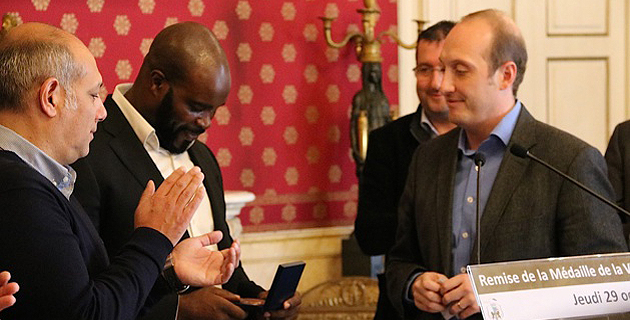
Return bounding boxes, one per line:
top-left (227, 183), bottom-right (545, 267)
top-left (509, 144), bottom-right (630, 218)
top-left (473, 152), bottom-right (486, 265)
top-left (510, 144), bottom-right (529, 158)
top-left (474, 152), bottom-right (486, 167)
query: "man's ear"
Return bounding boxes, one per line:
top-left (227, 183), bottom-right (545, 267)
top-left (149, 69), bottom-right (170, 99)
top-left (39, 77), bottom-right (62, 118)
top-left (498, 61), bottom-right (517, 91)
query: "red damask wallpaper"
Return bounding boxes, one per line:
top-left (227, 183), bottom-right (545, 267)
top-left (1, 0), bottom-right (400, 232)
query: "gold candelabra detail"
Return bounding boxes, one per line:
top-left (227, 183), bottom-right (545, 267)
top-left (357, 110), bottom-right (369, 161)
top-left (1, 13), bottom-right (19, 36)
top-left (319, 0), bottom-right (424, 63)
top-left (319, 0), bottom-right (424, 177)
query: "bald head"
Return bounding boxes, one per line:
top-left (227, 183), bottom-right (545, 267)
top-left (128, 22), bottom-right (231, 154)
top-left (143, 22), bottom-right (229, 87)
top-left (2, 22), bottom-right (74, 45)
top-left (0, 22), bottom-right (87, 111)
top-left (461, 9), bottom-right (527, 96)
top-left (0, 22), bottom-right (106, 165)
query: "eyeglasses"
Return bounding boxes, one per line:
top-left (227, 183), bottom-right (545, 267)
top-left (413, 65), bottom-right (444, 78)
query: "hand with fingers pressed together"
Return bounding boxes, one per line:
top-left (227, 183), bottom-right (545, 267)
top-left (411, 272), bottom-right (480, 319)
top-left (134, 166), bottom-right (206, 245)
top-left (0, 271), bottom-right (19, 313)
top-left (134, 166), bottom-right (239, 288)
top-left (441, 274), bottom-right (480, 319)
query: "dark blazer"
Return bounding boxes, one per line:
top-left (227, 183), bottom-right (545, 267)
top-left (387, 107), bottom-right (628, 319)
top-left (355, 105), bottom-right (432, 256)
top-left (72, 95), bottom-right (263, 319)
top-left (0, 151), bottom-right (173, 319)
top-left (605, 120), bottom-right (630, 238)
top-left (355, 106), bottom-right (432, 320)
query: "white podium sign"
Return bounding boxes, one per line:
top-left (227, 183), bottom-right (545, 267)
top-left (467, 253), bottom-right (630, 320)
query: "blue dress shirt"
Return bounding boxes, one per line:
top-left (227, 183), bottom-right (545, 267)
top-left (451, 101), bottom-right (521, 275)
top-left (0, 124), bottom-right (76, 199)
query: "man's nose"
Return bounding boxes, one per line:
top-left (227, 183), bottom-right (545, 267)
top-left (430, 70), bottom-right (443, 90)
top-left (196, 113), bottom-right (212, 129)
top-left (96, 99), bottom-right (107, 122)
top-left (440, 70), bottom-right (454, 94)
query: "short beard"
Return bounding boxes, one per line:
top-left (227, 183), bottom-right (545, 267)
top-left (154, 89), bottom-right (184, 153)
top-left (154, 89), bottom-right (201, 154)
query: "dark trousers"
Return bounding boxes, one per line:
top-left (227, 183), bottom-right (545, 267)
top-left (374, 273), bottom-right (402, 320)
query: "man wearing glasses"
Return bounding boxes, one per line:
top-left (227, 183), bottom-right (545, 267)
top-left (355, 20), bottom-right (456, 320)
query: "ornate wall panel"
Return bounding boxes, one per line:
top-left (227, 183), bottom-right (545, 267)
top-left (547, 58), bottom-right (609, 150)
top-left (547, 0), bottom-right (608, 36)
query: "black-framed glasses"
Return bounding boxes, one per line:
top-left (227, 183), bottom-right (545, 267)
top-left (413, 65), bottom-right (444, 78)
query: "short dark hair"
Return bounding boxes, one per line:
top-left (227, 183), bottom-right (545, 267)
top-left (417, 20), bottom-right (456, 43)
top-left (463, 9), bottom-right (527, 96)
top-left (144, 22), bottom-right (227, 87)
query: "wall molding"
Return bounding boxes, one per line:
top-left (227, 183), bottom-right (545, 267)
top-left (239, 226), bottom-right (354, 291)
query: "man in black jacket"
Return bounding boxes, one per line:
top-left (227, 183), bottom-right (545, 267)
top-left (72, 22), bottom-right (300, 320)
top-left (355, 20), bottom-right (456, 320)
top-left (0, 22), bottom-right (238, 320)
top-left (604, 120), bottom-right (630, 242)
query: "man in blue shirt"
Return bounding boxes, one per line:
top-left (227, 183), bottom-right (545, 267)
top-left (386, 9), bottom-right (627, 320)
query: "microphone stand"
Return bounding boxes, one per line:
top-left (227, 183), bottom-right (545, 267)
top-left (510, 144), bottom-right (630, 218)
top-left (474, 153), bottom-right (486, 265)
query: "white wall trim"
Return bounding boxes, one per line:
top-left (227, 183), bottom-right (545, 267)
top-left (397, 0), bottom-right (420, 116)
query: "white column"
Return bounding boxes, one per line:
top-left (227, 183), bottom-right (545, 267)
top-left (397, 0), bottom-right (420, 117)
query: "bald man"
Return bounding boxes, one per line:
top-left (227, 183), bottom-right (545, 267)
top-left (386, 10), bottom-right (627, 320)
top-left (0, 22), bottom-right (239, 320)
top-left (72, 22), bottom-right (301, 320)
